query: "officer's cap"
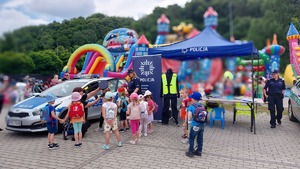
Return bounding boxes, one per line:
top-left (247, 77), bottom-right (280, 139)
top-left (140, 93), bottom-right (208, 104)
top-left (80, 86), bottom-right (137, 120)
top-left (272, 69), bottom-right (279, 74)
top-left (127, 69), bottom-right (134, 75)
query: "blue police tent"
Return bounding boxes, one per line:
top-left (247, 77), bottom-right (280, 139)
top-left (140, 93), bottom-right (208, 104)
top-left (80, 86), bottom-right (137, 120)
top-left (148, 26), bottom-right (257, 60)
top-left (148, 27), bottom-right (259, 134)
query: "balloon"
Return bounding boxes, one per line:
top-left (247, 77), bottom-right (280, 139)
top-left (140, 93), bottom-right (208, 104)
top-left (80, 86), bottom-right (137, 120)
top-left (240, 85), bottom-right (246, 95)
top-left (223, 71), bottom-right (234, 80)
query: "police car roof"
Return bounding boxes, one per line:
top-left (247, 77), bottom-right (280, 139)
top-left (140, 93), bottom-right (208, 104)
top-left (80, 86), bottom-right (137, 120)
top-left (68, 77), bottom-right (117, 83)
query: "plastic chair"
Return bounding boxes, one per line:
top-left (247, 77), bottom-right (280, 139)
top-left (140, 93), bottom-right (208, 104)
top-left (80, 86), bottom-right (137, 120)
top-left (209, 107), bottom-right (225, 129)
top-left (233, 102), bottom-right (255, 124)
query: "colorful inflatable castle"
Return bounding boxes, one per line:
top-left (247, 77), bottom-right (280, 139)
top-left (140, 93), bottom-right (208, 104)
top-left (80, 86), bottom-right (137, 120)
top-left (284, 23), bottom-right (300, 87)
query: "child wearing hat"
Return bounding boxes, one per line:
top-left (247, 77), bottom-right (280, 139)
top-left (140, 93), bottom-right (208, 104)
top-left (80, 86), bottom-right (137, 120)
top-left (138, 94), bottom-right (148, 137)
top-left (44, 93), bottom-right (62, 150)
top-left (127, 93), bottom-right (141, 144)
top-left (186, 92), bottom-right (205, 158)
top-left (101, 92), bottom-right (122, 150)
top-left (117, 87), bottom-right (129, 132)
top-left (144, 90), bottom-right (154, 134)
top-left (63, 92), bottom-right (85, 147)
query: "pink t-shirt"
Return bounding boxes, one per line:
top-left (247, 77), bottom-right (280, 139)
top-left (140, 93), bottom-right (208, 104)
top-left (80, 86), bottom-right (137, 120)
top-left (147, 100), bottom-right (154, 113)
top-left (128, 102), bottom-right (141, 120)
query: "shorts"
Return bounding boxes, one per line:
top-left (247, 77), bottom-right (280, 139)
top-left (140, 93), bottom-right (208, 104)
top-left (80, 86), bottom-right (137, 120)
top-left (46, 122), bottom-right (57, 134)
top-left (73, 122), bottom-right (83, 134)
top-left (119, 111), bottom-right (127, 121)
top-left (104, 119), bottom-right (118, 132)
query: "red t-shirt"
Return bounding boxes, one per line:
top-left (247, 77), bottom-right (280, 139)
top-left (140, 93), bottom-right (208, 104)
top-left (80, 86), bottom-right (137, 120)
top-left (180, 98), bottom-right (189, 120)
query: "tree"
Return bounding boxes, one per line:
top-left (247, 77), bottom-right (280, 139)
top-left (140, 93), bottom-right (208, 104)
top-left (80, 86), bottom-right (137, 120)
top-left (29, 50), bottom-right (63, 75)
top-left (0, 52), bottom-right (34, 74)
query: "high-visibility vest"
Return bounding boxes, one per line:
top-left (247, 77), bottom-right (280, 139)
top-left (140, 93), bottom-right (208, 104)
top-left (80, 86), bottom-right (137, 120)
top-left (162, 73), bottom-right (177, 94)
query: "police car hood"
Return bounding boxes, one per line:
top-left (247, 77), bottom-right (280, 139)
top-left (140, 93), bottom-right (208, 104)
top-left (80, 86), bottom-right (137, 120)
top-left (13, 96), bottom-right (68, 109)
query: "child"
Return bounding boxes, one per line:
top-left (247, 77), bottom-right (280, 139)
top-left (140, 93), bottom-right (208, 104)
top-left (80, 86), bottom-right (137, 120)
top-left (144, 90), bottom-right (154, 134)
top-left (179, 89), bottom-right (189, 139)
top-left (127, 93), bottom-right (141, 144)
top-left (186, 92), bottom-right (205, 158)
top-left (138, 94), bottom-right (148, 137)
top-left (63, 92), bottom-right (85, 147)
top-left (44, 94), bottom-right (62, 150)
top-left (101, 91), bottom-right (122, 150)
top-left (116, 87), bottom-right (129, 132)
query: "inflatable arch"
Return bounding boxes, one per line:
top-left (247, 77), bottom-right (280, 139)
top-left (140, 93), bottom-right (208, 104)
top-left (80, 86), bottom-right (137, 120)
top-left (65, 44), bottom-right (115, 77)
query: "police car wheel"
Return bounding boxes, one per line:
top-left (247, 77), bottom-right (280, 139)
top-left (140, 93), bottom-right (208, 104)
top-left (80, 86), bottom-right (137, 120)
top-left (288, 102), bottom-right (298, 122)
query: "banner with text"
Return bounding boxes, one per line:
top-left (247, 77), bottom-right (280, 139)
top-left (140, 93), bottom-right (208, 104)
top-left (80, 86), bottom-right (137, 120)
top-left (133, 55), bottom-right (162, 121)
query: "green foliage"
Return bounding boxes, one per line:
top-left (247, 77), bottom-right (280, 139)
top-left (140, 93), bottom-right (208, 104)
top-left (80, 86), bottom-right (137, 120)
top-left (0, 52), bottom-right (34, 74)
top-left (29, 50), bottom-right (63, 75)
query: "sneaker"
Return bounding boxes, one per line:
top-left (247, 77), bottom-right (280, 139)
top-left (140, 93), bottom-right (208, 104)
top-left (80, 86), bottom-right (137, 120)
top-left (53, 143), bottom-right (59, 147)
top-left (129, 140), bottom-right (136, 145)
top-left (125, 128), bottom-right (130, 131)
top-left (119, 128), bottom-right (124, 132)
top-left (277, 119), bottom-right (282, 125)
top-left (101, 144), bottom-right (110, 150)
top-left (74, 144), bottom-right (81, 147)
top-left (117, 141), bottom-right (122, 147)
top-left (185, 151), bottom-right (194, 158)
top-left (193, 151), bottom-right (202, 156)
top-left (147, 129), bottom-right (153, 134)
top-left (63, 136), bottom-right (68, 140)
top-left (95, 127), bottom-right (103, 132)
top-left (144, 133), bottom-right (148, 137)
top-left (78, 143), bottom-right (82, 146)
top-left (48, 144), bottom-right (58, 150)
top-left (181, 138), bottom-right (189, 144)
top-left (271, 125), bottom-right (276, 128)
top-left (0, 128), bottom-right (3, 131)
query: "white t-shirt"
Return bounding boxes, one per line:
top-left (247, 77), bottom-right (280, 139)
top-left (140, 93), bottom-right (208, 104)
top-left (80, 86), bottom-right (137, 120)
top-left (103, 102), bottom-right (117, 120)
top-left (140, 101), bottom-right (148, 114)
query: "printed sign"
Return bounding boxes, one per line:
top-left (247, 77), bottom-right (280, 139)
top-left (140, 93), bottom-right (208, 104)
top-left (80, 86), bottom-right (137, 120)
top-left (133, 55), bottom-right (162, 121)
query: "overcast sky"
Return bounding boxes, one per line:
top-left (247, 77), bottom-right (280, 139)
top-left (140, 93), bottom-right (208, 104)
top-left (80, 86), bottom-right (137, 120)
top-left (0, 0), bottom-right (191, 36)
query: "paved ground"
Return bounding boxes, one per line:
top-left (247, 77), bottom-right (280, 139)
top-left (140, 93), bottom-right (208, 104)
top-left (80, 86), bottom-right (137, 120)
top-left (0, 102), bottom-right (300, 169)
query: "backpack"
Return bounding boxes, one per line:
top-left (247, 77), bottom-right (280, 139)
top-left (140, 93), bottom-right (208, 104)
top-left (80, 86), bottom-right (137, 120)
top-left (153, 101), bottom-right (159, 113)
top-left (192, 103), bottom-right (207, 123)
top-left (41, 104), bottom-right (52, 123)
top-left (69, 102), bottom-right (84, 118)
top-left (121, 99), bottom-right (128, 112)
top-left (106, 106), bottom-right (115, 120)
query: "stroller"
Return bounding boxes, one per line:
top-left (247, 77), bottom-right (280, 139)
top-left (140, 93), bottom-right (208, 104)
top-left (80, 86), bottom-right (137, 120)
top-left (62, 119), bottom-right (90, 140)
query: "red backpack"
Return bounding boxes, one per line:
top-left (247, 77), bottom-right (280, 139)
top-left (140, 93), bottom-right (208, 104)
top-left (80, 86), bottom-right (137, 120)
top-left (69, 102), bottom-right (84, 118)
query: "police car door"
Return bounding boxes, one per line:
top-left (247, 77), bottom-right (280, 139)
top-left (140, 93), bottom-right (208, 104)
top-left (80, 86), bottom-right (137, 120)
top-left (292, 82), bottom-right (300, 119)
top-left (84, 81), bottom-right (102, 120)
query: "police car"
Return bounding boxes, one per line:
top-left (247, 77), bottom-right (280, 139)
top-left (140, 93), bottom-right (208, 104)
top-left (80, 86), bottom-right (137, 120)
top-left (288, 80), bottom-right (300, 122)
top-left (6, 77), bottom-right (124, 132)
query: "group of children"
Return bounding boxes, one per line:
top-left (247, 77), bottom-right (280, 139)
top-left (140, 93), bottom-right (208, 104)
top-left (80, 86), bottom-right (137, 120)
top-left (44, 87), bottom-right (156, 150)
top-left (43, 84), bottom-right (206, 158)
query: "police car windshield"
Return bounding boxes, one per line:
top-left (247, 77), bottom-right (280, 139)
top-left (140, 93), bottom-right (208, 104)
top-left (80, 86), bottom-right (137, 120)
top-left (39, 81), bottom-right (86, 97)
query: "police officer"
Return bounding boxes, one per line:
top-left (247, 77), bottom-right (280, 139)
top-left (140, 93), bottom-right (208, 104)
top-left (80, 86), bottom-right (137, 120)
top-left (263, 69), bottom-right (286, 128)
top-left (127, 69), bottom-right (141, 95)
top-left (161, 68), bottom-right (179, 125)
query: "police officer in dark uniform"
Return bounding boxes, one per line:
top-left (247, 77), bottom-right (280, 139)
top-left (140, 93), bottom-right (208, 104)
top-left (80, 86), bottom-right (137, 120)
top-left (263, 69), bottom-right (286, 128)
top-left (127, 69), bottom-right (141, 95)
